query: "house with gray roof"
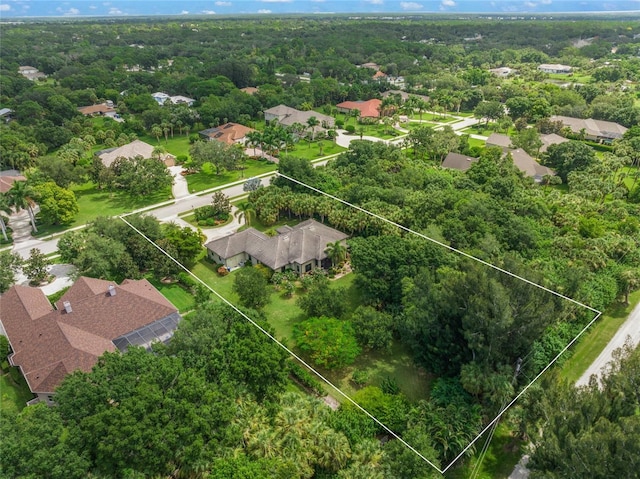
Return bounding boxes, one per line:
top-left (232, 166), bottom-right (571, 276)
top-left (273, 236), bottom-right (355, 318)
top-left (486, 133), bottom-right (513, 151)
top-left (442, 152), bottom-right (478, 172)
top-left (509, 149), bottom-right (555, 183)
top-left (264, 105), bottom-right (335, 131)
top-left (539, 133), bottom-right (569, 153)
top-left (205, 219), bottom-right (348, 275)
top-left (549, 115), bottom-right (628, 143)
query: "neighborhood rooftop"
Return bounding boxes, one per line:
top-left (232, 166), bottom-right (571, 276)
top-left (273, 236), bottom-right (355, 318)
top-left (0, 277), bottom-right (180, 402)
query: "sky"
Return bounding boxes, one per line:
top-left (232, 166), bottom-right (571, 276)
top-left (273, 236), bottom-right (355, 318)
top-left (0, 0), bottom-right (638, 18)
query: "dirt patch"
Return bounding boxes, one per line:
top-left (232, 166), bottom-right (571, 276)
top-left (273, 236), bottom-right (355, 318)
top-left (322, 395), bottom-right (340, 410)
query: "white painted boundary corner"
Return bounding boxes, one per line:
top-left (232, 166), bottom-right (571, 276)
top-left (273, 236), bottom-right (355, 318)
top-left (120, 171), bottom-right (602, 475)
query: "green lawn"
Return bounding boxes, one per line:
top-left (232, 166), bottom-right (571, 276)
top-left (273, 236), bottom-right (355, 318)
top-left (280, 140), bottom-right (346, 161)
top-left (560, 290), bottom-right (640, 384)
top-left (147, 278), bottom-right (196, 313)
top-left (467, 137), bottom-right (487, 149)
top-left (1, 366), bottom-right (35, 416)
top-left (137, 134), bottom-right (192, 158)
top-left (619, 166), bottom-right (639, 192)
top-left (408, 112), bottom-right (458, 123)
top-left (404, 121), bottom-right (440, 129)
top-left (33, 181), bottom-right (173, 237)
top-left (445, 423), bottom-right (523, 479)
top-left (185, 158), bottom-right (277, 193)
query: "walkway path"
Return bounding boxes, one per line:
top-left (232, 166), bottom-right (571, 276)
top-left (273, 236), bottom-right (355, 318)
top-left (169, 166), bottom-right (189, 199)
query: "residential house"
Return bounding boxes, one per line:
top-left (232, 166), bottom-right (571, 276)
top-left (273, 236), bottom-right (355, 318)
top-left (486, 133), bottom-right (513, 151)
top-left (96, 139), bottom-right (176, 167)
top-left (199, 122), bottom-right (255, 146)
top-left (336, 99), bottom-right (383, 119)
top-left (0, 171), bottom-right (27, 193)
top-left (18, 66), bottom-right (47, 81)
top-left (0, 277), bottom-right (181, 406)
top-left (372, 71), bottom-right (387, 81)
top-left (0, 108), bottom-right (13, 122)
top-left (264, 105), bottom-right (335, 136)
top-left (539, 133), bottom-right (569, 153)
top-left (549, 115), bottom-right (628, 143)
top-left (510, 149), bottom-right (555, 183)
top-left (489, 67), bottom-right (517, 77)
top-left (206, 219), bottom-right (348, 275)
top-left (240, 87), bottom-right (259, 95)
top-left (150, 92), bottom-right (195, 106)
top-left (442, 152), bottom-right (478, 172)
top-left (538, 64), bottom-right (572, 74)
top-left (358, 62), bottom-right (381, 71)
top-left (77, 102), bottom-right (122, 122)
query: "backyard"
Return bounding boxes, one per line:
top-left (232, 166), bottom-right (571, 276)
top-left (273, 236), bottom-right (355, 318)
top-left (184, 158), bottom-right (277, 193)
top-left (190, 260), bottom-right (432, 402)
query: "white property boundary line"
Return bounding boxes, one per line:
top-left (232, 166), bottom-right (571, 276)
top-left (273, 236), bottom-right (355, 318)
top-left (120, 170), bottom-right (602, 474)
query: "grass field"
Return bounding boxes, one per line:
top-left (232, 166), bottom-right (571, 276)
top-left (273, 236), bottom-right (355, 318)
top-left (33, 181), bottom-right (173, 237)
top-left (185, 159), bottom-right (277, 193)
top-left (137, 134), bottom-right (192, 158)
top-left (446, 422), bottom-right (523, 479)
top-left (408, 112), bottom-right (458, 123)
top-left (280, 140), bottom-right (346, 161)
top-left (1, 365), bottom-right (34, 416)
top-left (560, 290), bottom-right (640, 384)
top-left (147, 278), bottom-right (196, 313)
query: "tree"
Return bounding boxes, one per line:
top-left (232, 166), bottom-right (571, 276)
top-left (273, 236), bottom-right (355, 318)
top-left (325, 240), bottom-right (347, 267)
top-left (163, 222), bottom-right (205, 269)
top-left (235, 201), bottom-right (256, 226)
top-left (617, 269), bottom-right (640, 305)
top-left (293, 316), bottom-right (361, 369)
top-left (512, 127), bottom-right (543, 157)
top-left (350, 305), bottom-right (394, 351)
top-left (306, 115), bottom-right (320, 143)
top-left (110, 156), bottom-right (173, 196)
top-left (233, 266), bottom-right (270, 310)
top-left (0, 250), bottom-right (22, 293)
top-left (297, 276), bottom-right (348, 318)
top-left (189, 140), bottom-right (244, 175)
top-left (6, 180), bottom-right (37, 233)
top-left (23, 248), bottom-right (50, 285)
top-left (243, 176), bottom-right (262, 192)
top-left (544, 140), bottom-right (597, 182)
top-left (0, 192), bottom-right (12, 242)
top-left (473, 101), bottom-right (504, 127)
top-left (32, 182), bottom-right (79, 226)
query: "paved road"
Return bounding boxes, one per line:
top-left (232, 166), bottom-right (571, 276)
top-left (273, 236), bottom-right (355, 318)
top-left (576, 301), bottom-right (640, 387)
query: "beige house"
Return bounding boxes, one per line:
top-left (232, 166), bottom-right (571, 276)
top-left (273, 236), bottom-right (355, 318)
top-left (549, 115), bottom-right (628, 143)
top-left (0, 277), bottom-right (181, 406)
top-left (206, 219), bottom-right (348, 275)
top-left (96, 139), bottom-right (176, 167)
top-left (264, 105), bottom-right (335, 130)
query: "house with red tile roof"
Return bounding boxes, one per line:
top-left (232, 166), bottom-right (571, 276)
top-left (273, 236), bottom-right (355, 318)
top-left (0, 277), bottom-right (181, 406)
top-left (199, 122), bottom-right (255, 145)
top-left (336, 99), bottom-right (382, 119)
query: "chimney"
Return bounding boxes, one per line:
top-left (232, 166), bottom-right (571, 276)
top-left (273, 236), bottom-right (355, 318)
top-left (108, 285), bottom-right (116, 297)
top-left (63, 301), bottom-right (72, 314)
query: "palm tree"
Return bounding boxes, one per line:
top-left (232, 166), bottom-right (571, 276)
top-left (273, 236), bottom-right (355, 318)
top-left (245, 130), bottom-right (263, 157)
top-left (152, 145), bottom-right (167, 161)
top-left (234, 202), bottom-right (256, 227)
top-left (151, 124), bottom-right (163, 143)
top-left (6, 180), bottom-right (37, 233)
top-left (324, 240), bottom-right (347, 267)
top-left (0, 193), bottom-right (12, 241)
top-left (306, 116), bottom-right (320, 144)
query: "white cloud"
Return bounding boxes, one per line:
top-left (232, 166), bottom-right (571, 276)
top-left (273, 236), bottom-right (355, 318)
top-left (0, 4), bottom-right (11, 11)
top-left (524, 1), bottom-right (537, 7)
top-left (64, 7), bottom-right (80, 14)
top-left (215, 1), bottom-right (231, 5)
top-left (368, 0), bottom-right (384, 4)
top-left (257, 8), bottom-right (272, 13)
top-left (108, 7), bottom-right (122, 14)
top-left (180, 10), bottom-right (189, 14)
top-left (441, 0), bottom-right (456, 6)
top-left (400, 1), bottom-right (423, 9)
top-left (202, 9), bottom-right (216, 14)
top-left (89, 5), bottom-right (97, 9)
top-left (541, 0), bottom-right (552, 3)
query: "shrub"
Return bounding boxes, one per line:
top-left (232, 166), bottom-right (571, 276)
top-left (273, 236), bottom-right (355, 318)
top-left (176, 155), bottom-right (188, 164)
top-left (351, 369), bottom-right (369, 386)
top-left (217, 266), bottom-right (229, 276)
top-left (293, 316), bottom-right (361, 369)
top-left (0, 335), bottom-right (9, 364)
top-left (345, 124), bottom-right (356, 134)
top-left (289, 362), bottom-right (324, 395)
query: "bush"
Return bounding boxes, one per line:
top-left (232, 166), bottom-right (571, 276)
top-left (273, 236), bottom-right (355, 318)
top-left (217, 266), bottom-right (229, 276)
top-left (293, 316), bottom-right (361, 369)
top-left (176, 155), bottom-right (188, 164)
top-left (0, 335), bottom-right (9, 364)
top-left (289, 362), bottom-right (324, 395)
top-left (351, 369), bottom-right (369, 386)
top-left (345, 124), bottom-right (356, 134)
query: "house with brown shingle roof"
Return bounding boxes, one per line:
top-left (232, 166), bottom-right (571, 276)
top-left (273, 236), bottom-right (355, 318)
top-left (0, 277), bottom-right (181, 406)
top-left (336, 99), bottom-right (382, 119)
top-left (199, 122), bottom-right (255, 146)
top-left (442, 152), bottom-right (478, 172)
top-left (206, 219), bottom-right (348, 275)
top-left (0, 172), bottom-right (27, 193)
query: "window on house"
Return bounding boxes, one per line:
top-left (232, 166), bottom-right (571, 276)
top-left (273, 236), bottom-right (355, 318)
top-left (305, 263), bottom-right (312, 272)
